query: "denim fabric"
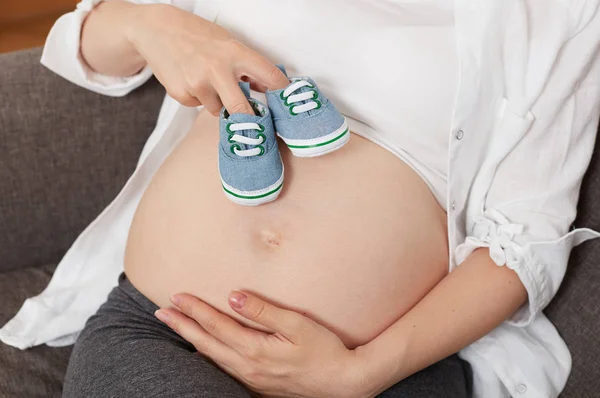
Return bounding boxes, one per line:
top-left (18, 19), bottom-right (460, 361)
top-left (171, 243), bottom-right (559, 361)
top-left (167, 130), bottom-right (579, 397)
top-left (218, 94), bottom-right (283, 193)
top-left (266, 75), bottom-right (346, 141)
top-left (219, 104), bottom-right (275, 153)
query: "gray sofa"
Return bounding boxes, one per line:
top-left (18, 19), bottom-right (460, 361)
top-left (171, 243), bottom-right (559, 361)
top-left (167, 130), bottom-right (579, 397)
top-left (0, 48), bottom-right (598, 398)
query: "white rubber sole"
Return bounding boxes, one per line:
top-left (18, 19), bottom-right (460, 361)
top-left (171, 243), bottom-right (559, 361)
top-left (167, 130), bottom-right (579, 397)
top-left (278, 119), bottom-right (350, 158)
top-left (220, 170), bottom-right (284, 206)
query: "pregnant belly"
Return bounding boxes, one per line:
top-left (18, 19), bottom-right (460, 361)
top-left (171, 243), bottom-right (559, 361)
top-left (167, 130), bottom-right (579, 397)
top-left (124, 111), bottom-right (449, 349)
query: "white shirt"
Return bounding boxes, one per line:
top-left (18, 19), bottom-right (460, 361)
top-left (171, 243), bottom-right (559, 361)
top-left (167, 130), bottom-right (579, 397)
top-left (216, 0), bottom-right (459, 207)
top-left (1, 1), bottom-right (600, 397)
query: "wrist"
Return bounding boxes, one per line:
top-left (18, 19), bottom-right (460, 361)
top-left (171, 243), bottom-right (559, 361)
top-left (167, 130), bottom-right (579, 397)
top-left (349, 341), bottom-right (409, 398)
top-left (123, 2), bottom-right (152, 49)
top-left (81, 0), bottom-right (147, 75)
top-left (339, 346), bottom-right (384, 398)
top-left (122, 2), bottom-right (159, 70)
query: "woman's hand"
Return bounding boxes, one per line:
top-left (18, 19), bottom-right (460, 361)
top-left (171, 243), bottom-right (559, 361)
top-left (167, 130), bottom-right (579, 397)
top-left (154, 291), bottom-right (371, 398)
top-left (127, 3), bottom-right (289, 114)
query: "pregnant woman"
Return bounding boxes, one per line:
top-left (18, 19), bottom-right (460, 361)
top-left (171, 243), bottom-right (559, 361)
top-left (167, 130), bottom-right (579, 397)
top-left (2, 0), bottom-right (599, 397)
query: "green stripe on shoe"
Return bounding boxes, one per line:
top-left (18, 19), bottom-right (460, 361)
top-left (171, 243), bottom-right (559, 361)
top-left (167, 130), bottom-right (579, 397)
top-left (222, 182), bottom-right (283, 199)
top-left (286, 128), bottom-right (349, 149)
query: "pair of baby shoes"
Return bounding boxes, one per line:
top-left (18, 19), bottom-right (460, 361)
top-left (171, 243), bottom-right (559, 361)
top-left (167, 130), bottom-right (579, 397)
top-left (218, 65), bottom-right (349, 206)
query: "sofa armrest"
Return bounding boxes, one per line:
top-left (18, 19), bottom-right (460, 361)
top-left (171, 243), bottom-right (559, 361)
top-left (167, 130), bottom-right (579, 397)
top-left (0, 48), bottom-right (165, 273)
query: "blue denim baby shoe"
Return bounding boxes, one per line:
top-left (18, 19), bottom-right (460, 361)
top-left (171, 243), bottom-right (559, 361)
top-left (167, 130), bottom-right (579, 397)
top-left (218, 83), bottom-right (284, 206)
top-left (265, 65), bottom-right (349, 157)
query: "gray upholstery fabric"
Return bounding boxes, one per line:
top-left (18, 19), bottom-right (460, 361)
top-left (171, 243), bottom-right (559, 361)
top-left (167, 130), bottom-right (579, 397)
top-left (0, 264), bottom-right (72, 398)
top-left (545, 132), bottom-right (600, 397)
top-left (0, 48), bottom-right (165, 273)
top-left (0, 47), bottom-right (598, 397)
top-left (0, 47), bottom-right (164, 398)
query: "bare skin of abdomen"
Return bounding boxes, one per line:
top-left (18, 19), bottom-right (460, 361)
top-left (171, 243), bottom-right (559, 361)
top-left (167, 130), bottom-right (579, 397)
top-left (125, 111), bottom-right (449, 349)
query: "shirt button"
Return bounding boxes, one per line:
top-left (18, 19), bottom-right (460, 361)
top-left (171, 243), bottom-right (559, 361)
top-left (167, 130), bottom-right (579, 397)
top-left (451, 201), bottom-right (456, 210)
top-left (455, 129), bottom-right (464, 140)
top-left (516, 384), bottom-right (527, 394)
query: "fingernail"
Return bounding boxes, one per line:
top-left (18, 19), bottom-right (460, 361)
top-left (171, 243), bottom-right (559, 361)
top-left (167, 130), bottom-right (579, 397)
top-left (170, 294), bottom-right (181, 306)
top-left (229, 292), bottom-right (247, 309)
top-left (155, 310), bottom-right (170, 323)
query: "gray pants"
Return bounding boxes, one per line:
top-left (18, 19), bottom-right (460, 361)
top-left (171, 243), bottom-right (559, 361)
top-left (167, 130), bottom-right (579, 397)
top-left (63, 273), bottom-right (472, 398)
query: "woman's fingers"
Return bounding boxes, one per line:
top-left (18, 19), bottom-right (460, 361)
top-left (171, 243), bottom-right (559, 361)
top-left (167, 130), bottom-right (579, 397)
top-left (248, 80), bottom-right (268, 93)
top-left (155, 308), bottom-right (243, 367)
top-left (193, 85), bottom-right (224, 116)
top-left (229, 291), bottom-right (311, 344)
top-left (168, 294), bottom-right (265, 353)
top-left (238, 49), bottom-right (289, 91)
top-left (241, 75), bottom-right (268, 94)
top-left (212, 71), bottom-right (255, 115)
top-left (131, 5), bottom-right (285, 112)
top-left (170, 89), bottom-right (203, 107)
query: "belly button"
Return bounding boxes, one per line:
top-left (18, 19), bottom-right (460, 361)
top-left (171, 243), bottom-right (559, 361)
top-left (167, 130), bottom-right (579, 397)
top-left (260, 230), bottom-right (283, 248)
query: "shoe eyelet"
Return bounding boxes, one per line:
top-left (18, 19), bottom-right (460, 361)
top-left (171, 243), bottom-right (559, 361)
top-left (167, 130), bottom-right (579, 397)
top-left (226, 123), bottom-right (234, 134)
top-left (227, 133), bottom-right (235, 143)
top-left (230, 144), bottom-right (241, 154)
top-left (256, 133), bottom-right (266, 144)
top-left (314, 99), bottom-right (322, 110)
top-left (257, 145), bottom-right (265, 156)
top-left (280, 91), bottom-right (287, 101)
top-left (312, 91), bottom-right (319, 100)
top-left (289, 106), bottom-right (299, 116)
top-left (257, 124), bottom-right (265, 132)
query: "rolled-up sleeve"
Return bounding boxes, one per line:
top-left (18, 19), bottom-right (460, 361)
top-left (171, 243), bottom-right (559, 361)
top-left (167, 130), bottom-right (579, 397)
top-left (456, 4), bottom-right (600, 326)
top-left (40, 0), bottom-right (169, 96)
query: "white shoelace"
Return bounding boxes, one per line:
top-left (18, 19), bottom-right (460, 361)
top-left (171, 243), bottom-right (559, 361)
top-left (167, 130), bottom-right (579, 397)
top-left (228, 122), bottom-right (265, 157)
top-left (281, 80), bottom-right (320, 114)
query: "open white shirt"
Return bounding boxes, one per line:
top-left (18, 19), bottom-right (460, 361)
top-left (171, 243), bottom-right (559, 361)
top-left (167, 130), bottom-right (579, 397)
top-left (2, 1), bottom-right (600, 397)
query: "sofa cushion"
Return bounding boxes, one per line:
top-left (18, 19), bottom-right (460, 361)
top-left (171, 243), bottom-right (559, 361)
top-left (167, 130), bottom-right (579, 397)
top-left (0, 48), bottom-right (165, 273)
top-left (0, 264), bottom-right (71, 398)
top-left (545, 123), bottom-right (600, 397)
